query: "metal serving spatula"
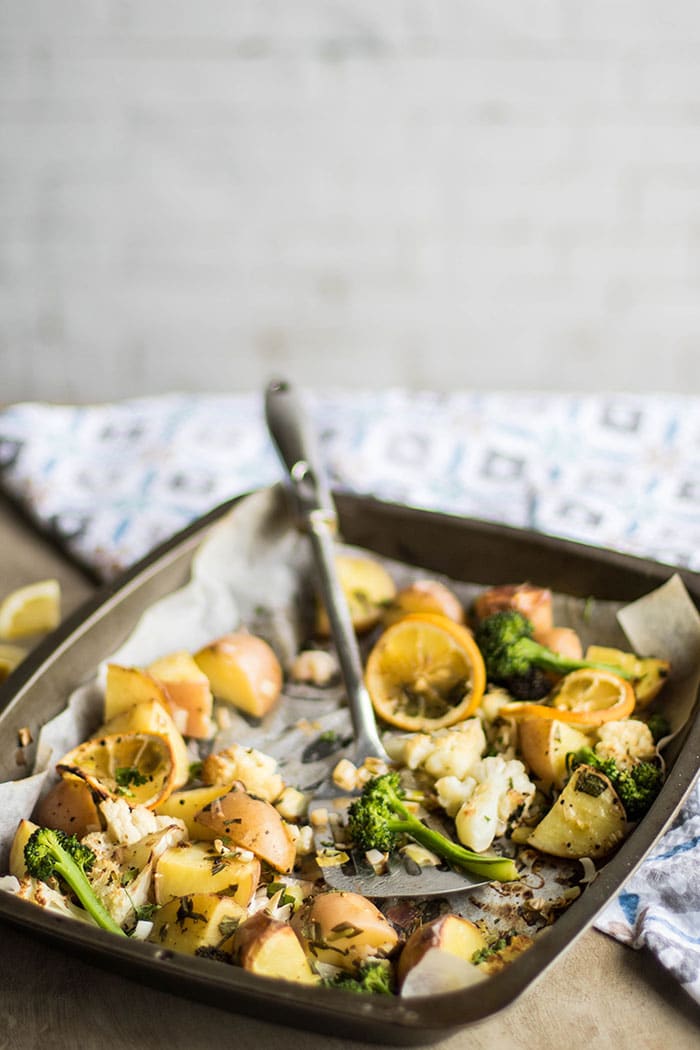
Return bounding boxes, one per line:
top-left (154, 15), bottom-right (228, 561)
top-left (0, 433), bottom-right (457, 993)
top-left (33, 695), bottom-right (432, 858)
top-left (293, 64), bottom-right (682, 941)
top-left (264, 379), bottom-right (490, 897)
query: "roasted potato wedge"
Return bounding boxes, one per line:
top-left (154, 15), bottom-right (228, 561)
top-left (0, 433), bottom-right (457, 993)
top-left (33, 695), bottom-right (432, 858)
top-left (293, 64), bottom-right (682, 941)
top-left (194, 633), bottom-right (282, 718)
top-left (232, 912), bottom-right (319, 985)
top-left (397, 914), bottom-right (486, 987)
top-left (292, 890), bottom-right (399, 972)
top-left (9, 819), bottom-right (38, 879)
top-left (195, 788), bottom-right (296, 873)
top-left (517, 718), bottom-right (591, 788)
top-left (103, 663), bottom-right (170, 722)
top-left (315, 554), bottom-right (396, 636)
top-left (472, 583), bottom-right (553, 636)
top-left (148, 650), bottom-right (214, 739)
top-left (527, 764), bottom-right (627, 859)
top-left (149, 892), bottom-right (246, 956)
top-left (383, 579), bottom-right (464, 627)
top-left (155, 783), bottom-right (234, 841)
top-left (33, 775), bottom-right (101, 839)
top-left (154, 840), bottom-right (260, 907)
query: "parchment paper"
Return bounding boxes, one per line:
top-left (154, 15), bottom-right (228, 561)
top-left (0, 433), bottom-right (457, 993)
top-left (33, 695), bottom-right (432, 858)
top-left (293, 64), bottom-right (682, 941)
top-left (1, 486), bottom-right (699, 936)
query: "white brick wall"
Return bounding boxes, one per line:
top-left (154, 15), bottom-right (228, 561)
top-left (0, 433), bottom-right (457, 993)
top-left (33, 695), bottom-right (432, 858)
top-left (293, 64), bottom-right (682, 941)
top-left (0, 1), bottom-right (699, 402)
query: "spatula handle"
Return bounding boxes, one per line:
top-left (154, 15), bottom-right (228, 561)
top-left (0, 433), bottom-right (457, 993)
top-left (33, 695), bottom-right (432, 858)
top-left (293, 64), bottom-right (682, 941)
top-left (264, 379), bottom-right (334, 521)
top-left (265, 379), bottom-right (389, 764)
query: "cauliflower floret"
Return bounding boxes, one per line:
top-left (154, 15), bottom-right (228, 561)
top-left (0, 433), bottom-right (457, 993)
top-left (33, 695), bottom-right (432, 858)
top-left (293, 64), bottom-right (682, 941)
top-left (434, 774), bottom-right (477, 817)
top-left (201, 743), bottom-right (284, 802)
top-left (595, 720), bottom-right (656, 770)
top-left (99, 798), bottom-right (183, 846)
top-left (478, 687), bottom-right (516, 724)
top-left (422, 720), bottom-right (486, 780)
top-left (386, 720), bottom-right (486, 782)
top-left (455, 780), bottom-right (503, 853)
top-left (290, 649), bottom-right (338, 686)
top-left (454, 756), bottom-right (535, 852)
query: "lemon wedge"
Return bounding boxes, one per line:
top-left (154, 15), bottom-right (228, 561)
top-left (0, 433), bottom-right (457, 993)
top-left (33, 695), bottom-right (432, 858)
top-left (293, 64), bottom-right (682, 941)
top-left (0, 579), bottom-right (61, 640)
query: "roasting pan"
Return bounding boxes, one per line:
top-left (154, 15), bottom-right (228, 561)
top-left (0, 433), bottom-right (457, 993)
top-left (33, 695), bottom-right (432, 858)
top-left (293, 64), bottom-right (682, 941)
top-left (0, 490), bottom-right (698, 1046)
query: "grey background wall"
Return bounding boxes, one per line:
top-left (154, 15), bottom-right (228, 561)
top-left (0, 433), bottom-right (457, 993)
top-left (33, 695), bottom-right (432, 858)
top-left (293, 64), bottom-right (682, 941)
top-left (1, 1), bottom-right (699, 404)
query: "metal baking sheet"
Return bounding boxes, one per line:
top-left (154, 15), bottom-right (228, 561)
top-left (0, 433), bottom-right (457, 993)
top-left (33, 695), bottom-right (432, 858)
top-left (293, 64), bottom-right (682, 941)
top-left (0, 491), bottom-right (698, 1046)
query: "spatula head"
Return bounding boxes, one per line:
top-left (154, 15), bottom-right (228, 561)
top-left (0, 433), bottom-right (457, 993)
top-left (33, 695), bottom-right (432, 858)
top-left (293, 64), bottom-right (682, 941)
top-left (309, 798), bottom-right (490, 898)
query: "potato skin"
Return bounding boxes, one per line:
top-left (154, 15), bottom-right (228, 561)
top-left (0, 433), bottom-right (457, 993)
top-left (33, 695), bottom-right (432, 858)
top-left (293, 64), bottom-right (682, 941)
top-left (195, 788), bottom-right (296, 873)
top-left (33, 777), bottom-right (101, 839)
top-left (292, 890), bottom-right (399, 972)
top-left (472, 583), bottom-right (553, 636)
top-left (397, 914), bottom-right (486, 987)
top-left (383, 580), bottom-right (464, 628)
top-left (148, 650), bottom-right (214, 739)
top-left (232, 912), bottom-right (319, 985)
top-left (517, 718), bottom-right (591, 788)
top-left (194, 633), bottom-right (282, 718)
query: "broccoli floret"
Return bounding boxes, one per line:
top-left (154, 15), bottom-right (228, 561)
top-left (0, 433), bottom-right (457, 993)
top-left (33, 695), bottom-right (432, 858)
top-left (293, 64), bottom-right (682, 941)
top-left (322, 960), bottom-right (394, 996)
top-left (346, 772), bottom-right (518, 883)
top-left (474, 611), bottom-right (632, 700)
top-left (569, 747), bottom-right (663, 822)
top-left (24, 827), bottom-right (126, 936)
top-left (645, 713), bottom-right (671, 744)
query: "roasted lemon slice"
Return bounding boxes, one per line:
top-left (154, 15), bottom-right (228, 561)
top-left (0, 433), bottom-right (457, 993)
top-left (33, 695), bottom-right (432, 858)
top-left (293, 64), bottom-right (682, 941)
top-left (57, 732), bottom-right (176, 809)
top-left (501, 667), bottom-right (635, 727)
top-left (365, 613), bottom-right (486, 731)
top-left (0, 579), bottom-right (61, 640)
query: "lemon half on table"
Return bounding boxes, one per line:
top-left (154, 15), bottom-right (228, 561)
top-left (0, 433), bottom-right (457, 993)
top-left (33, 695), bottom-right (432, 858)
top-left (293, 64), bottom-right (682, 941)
top-left (501, 667), bottom-right (635, 728)
top-left (57, 732), bottom-right (176, 809)
top-left (0, 579), bottom-right (61, 640)
top-left (365, 613), bottom-right (486, 731)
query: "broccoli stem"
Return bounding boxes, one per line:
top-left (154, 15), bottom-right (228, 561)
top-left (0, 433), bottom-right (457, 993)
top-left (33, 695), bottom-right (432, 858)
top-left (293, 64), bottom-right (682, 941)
top-left (516, 637), bottom-right (633, 679)
top-left (384, 786), bottom-right (518, 883)
top-left (25, 830), bottom-right (126, 937)
top-left (52, 849), bottom-right (126, 936)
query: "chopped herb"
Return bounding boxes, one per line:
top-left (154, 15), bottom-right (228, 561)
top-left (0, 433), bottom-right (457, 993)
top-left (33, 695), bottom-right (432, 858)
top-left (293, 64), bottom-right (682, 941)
top-left (217, 915), bottom-right (241, 940)
top-left (188, 761), bottom-right (203, 782)
top-left (135, 902), bottom-right (159, 922)
top-left (574, 770), bottom-right (608, 798)
top-left (115, 766), bottom-right (148, 789)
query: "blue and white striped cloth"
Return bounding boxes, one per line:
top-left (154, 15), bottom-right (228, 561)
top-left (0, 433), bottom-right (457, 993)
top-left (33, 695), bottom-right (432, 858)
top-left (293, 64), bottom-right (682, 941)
top-left (0, 389), bottom-right (699, 999)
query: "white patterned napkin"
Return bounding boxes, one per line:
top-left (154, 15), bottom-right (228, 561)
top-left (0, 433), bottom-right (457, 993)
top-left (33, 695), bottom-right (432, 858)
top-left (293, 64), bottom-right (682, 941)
top-left (0, 389), bottom-right (699, 997)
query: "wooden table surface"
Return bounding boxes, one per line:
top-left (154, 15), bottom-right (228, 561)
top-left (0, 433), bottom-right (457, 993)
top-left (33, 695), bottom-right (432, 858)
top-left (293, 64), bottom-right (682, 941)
top-left (1, 491), bottom-right (699, 1050)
